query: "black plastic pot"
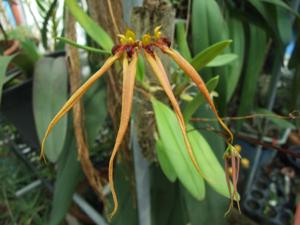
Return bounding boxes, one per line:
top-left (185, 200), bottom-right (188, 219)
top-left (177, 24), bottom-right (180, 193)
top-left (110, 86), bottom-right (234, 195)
top-left (0, 51), bottom-right (66, 149)
top-left (1, 78), bottom-right (40, 148)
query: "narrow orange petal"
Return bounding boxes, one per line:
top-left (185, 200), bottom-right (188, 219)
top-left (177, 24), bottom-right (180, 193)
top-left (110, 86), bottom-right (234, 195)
top-left (163, 47), bottom-right (234, 144)
top-left (108, 53), bottom-right (138, 217)
top-left (145, 52), bottom-right (209, 182)
top-left (40, 52), bottom-right (121, 160)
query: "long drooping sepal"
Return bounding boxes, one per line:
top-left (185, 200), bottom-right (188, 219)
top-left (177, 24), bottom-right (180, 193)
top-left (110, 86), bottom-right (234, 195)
top-left (108, 53), bottom-right (138, 217)
top-left (40, 52), bottom-right (122, 160)
top-left (162, 47), bottom-right (234, 144)
top-left (145, 52), bottom-right (209, 181)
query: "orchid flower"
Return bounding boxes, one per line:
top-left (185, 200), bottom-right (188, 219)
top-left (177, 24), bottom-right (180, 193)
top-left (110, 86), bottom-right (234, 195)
top-left (40, 26), bottom-right (240, 216)
top-left (224, 144), bottom-right (241, 215)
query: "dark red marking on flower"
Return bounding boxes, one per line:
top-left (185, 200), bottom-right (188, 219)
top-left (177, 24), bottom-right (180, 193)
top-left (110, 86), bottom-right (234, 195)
top-left (160, 37), bottom-right (171, 47)
top-left (143, 44), bottom-right (155, 57)
top-left (112, 44), bottom-right (122, 55)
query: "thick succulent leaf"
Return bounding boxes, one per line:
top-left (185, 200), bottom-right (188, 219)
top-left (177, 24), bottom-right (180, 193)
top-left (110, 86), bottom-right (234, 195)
top-left (182, 186), bottom-right (228, 225)
top-left (190, 40), bottom-right (232, 70)
top-left (150, 166), bottom-right (183, 225)
top-left (33, 57), bottom-right (68, 162)
top-left (175, 20), bottom-right (192, 61)
top-left (276, 6), bottom-right (293, 45)
top-left (226, 18), bottom-right (245, 102)
top-left (152, 99), bottom-right (230, 199)
top-left (261, 0), bottom-right (300, 18)
top-left (183, 75), bottom-right (219, 122)
top-left (49, 138), bottom-right (82, 225)
top-left (152, 98), bottom-right (205, 200)
top-left (109, 163), bottom-right (138, 225)
top-left (237, 23), bottom-right (268, 128)
top-left (0, 55), bottom-right (16, 104)
top-left (187, 107), bottom-right (229, 225)
top-left (83, 79), bottom-right (107, 146)
top-left (65, 0), bottom-right (114, 50)
top-left (187, 126), bottom-right (230, 198)
top-left (191, 0), bottom-right (227, 55)
top-left (206, 54), bottom-right (237, 67)
top-left (155, 139), bottom-right (177, 182)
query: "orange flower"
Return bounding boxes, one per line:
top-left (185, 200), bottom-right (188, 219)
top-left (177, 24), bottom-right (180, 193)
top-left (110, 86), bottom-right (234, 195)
top-left (40, 26), bottom-right (239, 216)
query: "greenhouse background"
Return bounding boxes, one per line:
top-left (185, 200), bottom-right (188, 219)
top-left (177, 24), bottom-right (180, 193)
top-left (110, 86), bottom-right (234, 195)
top-left (0, 0), bottom-right (300, 225)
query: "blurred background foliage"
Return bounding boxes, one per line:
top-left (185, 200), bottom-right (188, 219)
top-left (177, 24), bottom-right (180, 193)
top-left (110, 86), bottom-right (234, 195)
top-left (0, 0), bottom-right (300, 225)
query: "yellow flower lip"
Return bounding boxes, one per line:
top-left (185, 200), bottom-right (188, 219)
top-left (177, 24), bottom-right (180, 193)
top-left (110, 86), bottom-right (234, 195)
top-left (114, 25), bottom-right (169, 56)
top-left (118, 28), bottom-right (137, 45)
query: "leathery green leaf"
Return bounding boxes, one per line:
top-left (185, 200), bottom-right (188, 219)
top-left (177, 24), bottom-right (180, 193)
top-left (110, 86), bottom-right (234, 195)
top-left (183, 75), bottom-right (219, 122)
top-left (261, 0), bottom-right (300, 18)
top-left (152, 98), bottom-right (205, 200)
top-left (156, 139), bottom-right (177, 182)
top-left (49, 138), bottom-right (82, 225)
top-left (33, 57), bottom-right (68, 162)
top-left (152, 98), bottom-right (230, 199)
top-left (237, 23), bottom-right (268, 128)
top-left (175, 20), bottom-right (192, 61)
top-left (226, 17), bottom-right (245, 102)
top-left (191, 40), bottom-right (232, 70)
top-left (187, 126), bottom-right (230, 198)
top-left (206, 53), bottom-right (237, 67)
top-left (65, 0), bottom-right (114, 50)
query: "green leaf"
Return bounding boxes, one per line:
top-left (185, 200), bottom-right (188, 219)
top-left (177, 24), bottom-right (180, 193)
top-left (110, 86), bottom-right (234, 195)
top-left (186, 106), bottom-right (229, 225)
top-left (41, 0), bottom-right (58, 49)
top-left (156, 139), bottom-right (177, 182)
top-left (175, 20), bottom-right (192, 61)
top-left (0, 54), bottom-right (16, 104)
top-left (226, 17), bottom-right (245, 102)
top-left (182, 186), bottom-right (228, 225)
top-left (187, 126), bottom-right (230, 198)
top-left (12, 40), bottom-right (40, 75)
top-left (206, 54), bottom-right (237, 67)
top-left (261, 0), bottom-right (300, 18)
top-left (56, 37), bottom-right (111, 54)
top-left (136, 54), bottom-right (145, 82)
top-left (83, 78), bottom-right (107, 146)
top-left (150, 166), bottom-right (185, 225)
top-left (49, 138), bottom-right (82, 225)
top-left (65, 0), bottom-right (114, 51)
top-left (33, 57), bottom-right (68, 162)
top-left (256, 108), bottom-right (296, 129)
top-left (192, 0), bottom-right (227, 55)
top-left (183, 75), bottom-right (219, 122)
top-left (191, 40), bottom-right (232, 70)
top-left (276, 6), bottom-right (293, 45)
top-left (237, 23), bottom-right (268, 128)
top-left (152, 98), bottom-right (205, 200)
top-left (152, 99), bottom-right (230, 199)
top-left (109, 163), bottom-right (138, 225)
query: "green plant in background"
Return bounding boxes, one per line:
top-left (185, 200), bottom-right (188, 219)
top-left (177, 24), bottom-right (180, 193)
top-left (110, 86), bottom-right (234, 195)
top-left (1, 0), bottom-right (300, 224)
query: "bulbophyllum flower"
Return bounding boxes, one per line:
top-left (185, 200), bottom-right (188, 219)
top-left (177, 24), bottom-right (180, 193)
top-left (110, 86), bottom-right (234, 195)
top-left (224, 144), bottom-right (241, 215)
top-left (40, 26), bottom-right (239, 216)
